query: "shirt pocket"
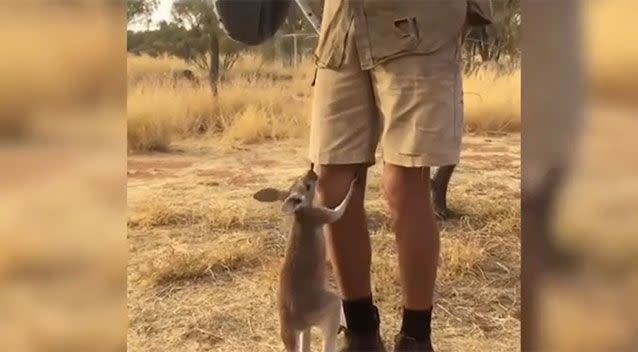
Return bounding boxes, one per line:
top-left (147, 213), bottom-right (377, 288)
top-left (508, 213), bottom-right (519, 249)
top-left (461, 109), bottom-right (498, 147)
top-left (392, 17), bottom-right (420, 51)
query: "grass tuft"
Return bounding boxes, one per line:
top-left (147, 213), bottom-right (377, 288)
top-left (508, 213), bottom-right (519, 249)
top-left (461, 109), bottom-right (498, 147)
top-left (147, 240), bottom-right (263, 286)
top-left (126, 54), bottom-right (519, 152)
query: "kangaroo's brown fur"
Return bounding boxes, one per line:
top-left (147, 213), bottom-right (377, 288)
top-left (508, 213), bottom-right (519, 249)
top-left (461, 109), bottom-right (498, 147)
top-left (253, 166), bottom-right (354, 352)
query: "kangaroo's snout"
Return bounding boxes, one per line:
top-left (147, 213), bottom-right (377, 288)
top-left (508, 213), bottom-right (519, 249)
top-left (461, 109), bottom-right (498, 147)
top-left (254, 166), bottom-right (323, 215)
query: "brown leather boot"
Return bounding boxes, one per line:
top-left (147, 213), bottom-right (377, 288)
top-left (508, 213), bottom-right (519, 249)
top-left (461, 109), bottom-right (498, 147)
top-left (393, 333), bottom-right (434, 352)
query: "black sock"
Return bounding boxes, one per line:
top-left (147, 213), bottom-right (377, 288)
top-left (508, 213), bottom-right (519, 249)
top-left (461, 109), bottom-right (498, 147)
top-left (342, 295), bottom-right (380, 334)
top-left (400, 307), bottom-right (432, 342)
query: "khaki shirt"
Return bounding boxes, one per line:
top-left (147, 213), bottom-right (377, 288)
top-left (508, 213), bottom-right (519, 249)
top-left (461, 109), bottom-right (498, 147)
top-left (314, 0), bottom-right (494, 70)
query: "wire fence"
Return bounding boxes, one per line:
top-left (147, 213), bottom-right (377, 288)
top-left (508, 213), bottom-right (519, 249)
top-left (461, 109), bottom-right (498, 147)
top-left (272, 33), bottom-right (319, 67)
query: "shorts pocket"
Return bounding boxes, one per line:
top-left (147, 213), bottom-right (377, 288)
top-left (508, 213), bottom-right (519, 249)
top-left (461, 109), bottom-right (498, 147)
top-left (411, 77), bottom-right (457, 153)
top-left (393, 17), bottom-right (420, 51)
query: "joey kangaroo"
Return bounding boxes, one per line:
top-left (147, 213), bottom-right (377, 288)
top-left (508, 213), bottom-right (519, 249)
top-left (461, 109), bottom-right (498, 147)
top-left (253, 165), bottom-right (354, 352)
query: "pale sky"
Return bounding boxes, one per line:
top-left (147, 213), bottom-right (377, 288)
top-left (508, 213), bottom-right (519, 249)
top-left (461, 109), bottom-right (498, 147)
top-left (128, 0), bottom-right (175, 32)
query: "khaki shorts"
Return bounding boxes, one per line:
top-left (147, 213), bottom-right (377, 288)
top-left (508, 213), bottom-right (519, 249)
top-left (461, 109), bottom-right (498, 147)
top-left (308, 22), bottom-right (464, 168)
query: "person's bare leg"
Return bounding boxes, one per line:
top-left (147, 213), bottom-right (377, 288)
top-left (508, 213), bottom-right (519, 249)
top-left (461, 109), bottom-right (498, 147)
top-left (316, 164), bottom-right (384, 347)
top-left (384, 164), bottom-right (439, 350)
top-left (317, 164), bottom-right (371, 299)
top-left (384, 164), bottom-right (439, 309)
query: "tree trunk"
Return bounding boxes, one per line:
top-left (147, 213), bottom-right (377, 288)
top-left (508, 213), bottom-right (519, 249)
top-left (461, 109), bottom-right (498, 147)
top-left (479, 27), bottom-right (491, 62)
top-left (209, 32), bottom-right (220, 96)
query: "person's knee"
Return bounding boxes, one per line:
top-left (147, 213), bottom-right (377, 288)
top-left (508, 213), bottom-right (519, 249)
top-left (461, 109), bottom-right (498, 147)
top-left (317, 164), bottom-right (366, 207)
top-left (383, 165), bottom-right (430, 214)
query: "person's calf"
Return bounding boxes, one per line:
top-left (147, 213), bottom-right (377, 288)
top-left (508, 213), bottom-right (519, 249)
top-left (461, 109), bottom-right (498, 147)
top-left (316, 164), bottom-right (372, 300)
top-left (316, 164), bottom-right (369, 299)
top-left (383, 164), bottom-right (439, 310)
top-left (383, 164), bottom-right (439, 349)
top-left (316, 164), bottom-right (385, 351)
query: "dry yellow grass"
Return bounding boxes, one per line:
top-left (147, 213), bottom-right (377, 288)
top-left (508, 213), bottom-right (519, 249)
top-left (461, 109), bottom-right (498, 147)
top-left (127, 54), bottom-right (314, 151)
top-left (145, 236), bottom-right (264, 287)
top-left (127, 86), bottom-right (181, 151)
top-left (124, 0), bottom-right (638, 152)
top-left (586, 0), bottom-right (638, 106)
top-left (127, 54), bottom-right (195, 85)
top-left (127, 134), bottom-right (521, 351)
top-left (127, 53), bottom-right (518, 151)
top-left (124, 2), bottom-right (638, 350)
top-left (2, 1), bottom-right (634, 352)
top-left (1, 6), bottom-right (125, 352)
top-left (464, 68), bottom-right (520, 132)
top-left (128, 198), bottom-right (254, 231)
top-left (0, 7), bottom-right (122, 140)
top-left (125, 54), bottom-right (522, 350)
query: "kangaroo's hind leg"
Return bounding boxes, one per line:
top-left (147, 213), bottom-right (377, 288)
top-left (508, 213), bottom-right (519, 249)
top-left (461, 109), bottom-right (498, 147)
top-left (299, 329), bottom-right (311, 352)
top-left (317, 291), bottom-right (342, 352)
top-left (281, 323), bottom-right (298, 352)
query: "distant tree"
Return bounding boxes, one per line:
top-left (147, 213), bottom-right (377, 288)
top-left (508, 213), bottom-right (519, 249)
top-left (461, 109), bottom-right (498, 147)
top-left (171, 0), bottom-right (244, 95)
top-left (127, 0), bottom-right (331, 83)
top-left (464, 0), bottom-right (520, 74)
top-left (127, 0), bottom-right (159, 25)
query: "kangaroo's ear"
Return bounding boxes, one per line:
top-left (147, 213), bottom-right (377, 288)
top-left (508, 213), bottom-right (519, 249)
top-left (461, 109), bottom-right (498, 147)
top-left (253, 188), bottom-right (288, 202)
